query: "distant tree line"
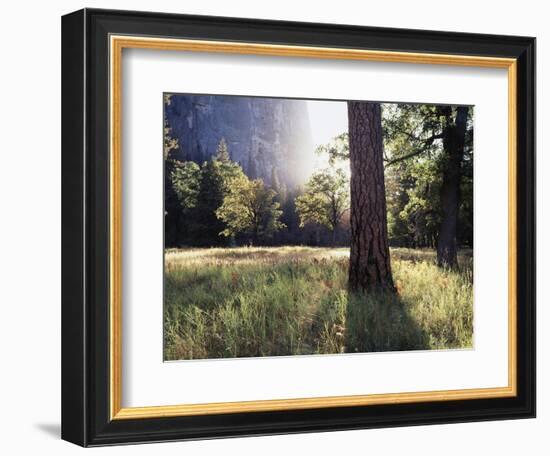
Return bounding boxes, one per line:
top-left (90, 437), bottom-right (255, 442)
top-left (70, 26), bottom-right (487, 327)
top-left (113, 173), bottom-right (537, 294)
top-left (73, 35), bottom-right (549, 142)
top-left (164, 99), bottom-right (473, 272)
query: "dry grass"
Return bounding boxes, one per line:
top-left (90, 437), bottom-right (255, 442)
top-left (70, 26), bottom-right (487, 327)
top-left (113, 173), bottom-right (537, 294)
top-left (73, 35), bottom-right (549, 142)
top-left (164, 246), bottom-right (473, 360)
top-left (165, 246), bottom-right (349, 267)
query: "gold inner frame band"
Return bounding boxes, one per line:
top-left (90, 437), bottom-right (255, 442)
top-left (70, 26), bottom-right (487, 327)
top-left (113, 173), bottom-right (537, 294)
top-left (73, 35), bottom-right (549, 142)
top-left (109, 35), bottom-right (518, 420)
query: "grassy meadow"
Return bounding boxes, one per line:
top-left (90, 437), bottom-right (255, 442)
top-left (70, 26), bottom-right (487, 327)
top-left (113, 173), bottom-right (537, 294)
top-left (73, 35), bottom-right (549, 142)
top-left (164, 246), bottom-right (473, 361)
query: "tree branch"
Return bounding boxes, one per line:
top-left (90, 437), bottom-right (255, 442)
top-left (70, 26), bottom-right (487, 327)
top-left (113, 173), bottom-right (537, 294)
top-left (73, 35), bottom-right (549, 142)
top-left (384, 133), bottom-right (443, 167)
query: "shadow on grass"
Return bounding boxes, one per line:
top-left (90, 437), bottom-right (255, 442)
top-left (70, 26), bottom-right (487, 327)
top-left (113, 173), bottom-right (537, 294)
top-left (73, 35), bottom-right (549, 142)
top-left (344, 289), bottom-right (430, 353)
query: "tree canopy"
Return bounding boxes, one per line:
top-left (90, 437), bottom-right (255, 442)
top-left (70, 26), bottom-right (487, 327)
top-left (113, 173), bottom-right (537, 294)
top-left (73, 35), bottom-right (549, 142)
top-left (216, 176), bottom-right (285, 242)
top-left (170, 161), bottom-right (201, 211)
top-left (295, 167), bottom-right (349, 244)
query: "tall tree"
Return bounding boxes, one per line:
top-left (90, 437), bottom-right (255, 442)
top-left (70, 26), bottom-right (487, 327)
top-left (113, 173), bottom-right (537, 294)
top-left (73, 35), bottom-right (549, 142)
top-left (168, 160), bottom-right (201, 245)
top-left (164, 152), bottom-right (181, 247)
top-left (383, 104), bottom-right (473, 263)
top-left (192, 159), bottom-right (226, 245)
top-left (215, 137), bottom-right (230, 161)
top-left (163, 94), bottom-right (182, 246)
top-left (191, 139), bottom-right (245, 246)
top-left (347, 102), bottom-right (394, 292)
top-left (436, 106), bottom-right (468, 268)
top-left (295, 168), bottom-right (349, 246)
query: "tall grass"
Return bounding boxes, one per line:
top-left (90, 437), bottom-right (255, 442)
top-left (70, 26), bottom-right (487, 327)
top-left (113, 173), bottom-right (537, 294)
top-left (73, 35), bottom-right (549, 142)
top-left (164, 247), bottom-right (473, 360)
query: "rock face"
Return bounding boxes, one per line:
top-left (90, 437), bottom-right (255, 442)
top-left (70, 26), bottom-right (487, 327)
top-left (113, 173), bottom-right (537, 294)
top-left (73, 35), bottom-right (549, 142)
top-left (165, 94), bottom-right (314, 188)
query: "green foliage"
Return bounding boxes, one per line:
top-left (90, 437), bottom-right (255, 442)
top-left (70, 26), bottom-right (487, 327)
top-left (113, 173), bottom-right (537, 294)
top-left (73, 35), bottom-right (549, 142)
top-left (170, 161), bottom-right (200, 211)
top-left (383, 104), bottom-right (474, 248)
top-left (163, 94), bottom-right (179, 159)
top-left (165, 138), bottom-right (247, 246)
top-left (386, 157), bottom-right (442, 247)
top-left (295, 168), bottom-right (350, 235)
top-left (383, 105), bottom-right (441, 247)
top-left (315, 132), bottom-right (349, 165)
top-left (382, 103), bottom-right (444, 165)
top-left (211, 137), bottom-right (244, 191)
top-left (163, 247), bottom-right (473, 360)
top-left (311, 105), bottom-right (474, 250)
top-left (163, 94), bottom-right (186, 246)
top-left (216, 175), bottom-right (285, 242)
top-left (164, 103), bottom-right (473, 251)
top-left (189, 140), bottom-right (246, 246)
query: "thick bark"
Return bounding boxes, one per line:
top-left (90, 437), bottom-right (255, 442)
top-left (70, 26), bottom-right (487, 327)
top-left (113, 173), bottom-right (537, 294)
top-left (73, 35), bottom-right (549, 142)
top-left (436, 106), bottom-right (468, 268)
top-left (347, 102), bottom-right (394, 292)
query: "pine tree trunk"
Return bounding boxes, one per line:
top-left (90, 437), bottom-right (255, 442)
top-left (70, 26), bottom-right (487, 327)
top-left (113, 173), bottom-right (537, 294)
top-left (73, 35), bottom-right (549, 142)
top-left (436, 106), bottom-right (468, 268)
top-left (347, 102), bottom-right (394, 292)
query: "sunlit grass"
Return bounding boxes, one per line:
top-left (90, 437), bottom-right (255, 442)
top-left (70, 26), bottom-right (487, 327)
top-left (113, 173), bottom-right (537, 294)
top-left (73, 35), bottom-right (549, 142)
top-left (164, 247), bottom-right (473, 360)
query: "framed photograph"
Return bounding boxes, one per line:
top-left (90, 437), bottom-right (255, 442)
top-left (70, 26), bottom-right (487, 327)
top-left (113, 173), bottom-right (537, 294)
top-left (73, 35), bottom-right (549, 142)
top-left (61, 8), bottom-right (535, 447)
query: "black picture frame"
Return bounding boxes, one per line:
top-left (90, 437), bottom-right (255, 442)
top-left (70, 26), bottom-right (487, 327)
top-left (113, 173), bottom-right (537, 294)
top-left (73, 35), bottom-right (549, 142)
top-left (62, 7), bottom-right (536, 447)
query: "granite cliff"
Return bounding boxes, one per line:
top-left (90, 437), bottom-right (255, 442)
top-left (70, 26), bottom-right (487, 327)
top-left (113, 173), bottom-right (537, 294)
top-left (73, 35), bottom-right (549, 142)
top-left (165, 94), bottom-right (315, 188)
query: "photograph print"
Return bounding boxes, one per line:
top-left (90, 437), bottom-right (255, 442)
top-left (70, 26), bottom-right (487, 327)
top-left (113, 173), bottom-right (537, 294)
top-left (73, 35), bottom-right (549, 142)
top-left (163, 93), bottom-right (474, 361)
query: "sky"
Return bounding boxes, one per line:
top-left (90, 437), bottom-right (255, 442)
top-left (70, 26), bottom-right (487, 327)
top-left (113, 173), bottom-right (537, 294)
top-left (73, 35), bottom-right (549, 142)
top-left (306, 100), bottom-right (348, 172)
top-left (306, 100), bottom-right (348, 148)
